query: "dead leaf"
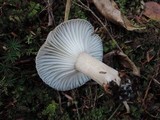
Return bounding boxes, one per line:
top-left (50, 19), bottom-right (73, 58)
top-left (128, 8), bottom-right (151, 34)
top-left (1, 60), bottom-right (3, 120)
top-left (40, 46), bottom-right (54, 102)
top-left (117, 51), bottom-right (140, 76)
top-left (103, 50), bottom-right (140, 76)
top-left (143, 1), bottom-right (160, 21)
top-left (103, 50), bottom-right (116, 67)
top-left (92, 0), bottom-right (144, 30)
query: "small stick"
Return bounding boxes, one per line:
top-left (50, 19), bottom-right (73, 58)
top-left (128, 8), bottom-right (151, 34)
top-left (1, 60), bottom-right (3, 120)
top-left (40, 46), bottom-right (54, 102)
top-left (74, 101), bottom-right (81, 120)
top-left (145, 109), bottom-right (160, 119)
top-left (123, 101), bottom-right (130, 113)
top-left (142, 79), bottom-right (153, 106)
top-left (57, 91), bottom-right (63, 113)
top-left (64, 0), bottom-right (72, 21)
top-left (47, 0), bottom-right (54, 26)
top-left (108, 104), bottom-right (121, 120)
top-left (153, 78), bottom-right (160, 85)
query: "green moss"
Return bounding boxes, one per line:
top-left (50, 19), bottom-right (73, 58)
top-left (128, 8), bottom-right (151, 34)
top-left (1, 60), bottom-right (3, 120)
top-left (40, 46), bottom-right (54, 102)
top-left (42, 101), bottom-right (58, 120)
top-left (69, 3), bottom-right (87, 19)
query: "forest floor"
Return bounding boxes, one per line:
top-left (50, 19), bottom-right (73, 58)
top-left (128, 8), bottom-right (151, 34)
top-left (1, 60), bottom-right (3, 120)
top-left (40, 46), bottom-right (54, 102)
top-left (0, 0), bottom-right (160, 119)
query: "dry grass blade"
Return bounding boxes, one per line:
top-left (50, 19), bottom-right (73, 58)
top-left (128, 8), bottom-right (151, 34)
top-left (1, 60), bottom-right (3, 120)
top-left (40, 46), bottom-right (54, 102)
top-left (57, 91), bottom-right (63, 113)
top-left (153, 78), bottom-right (160, 85)
top-left (145, 109), bottom-right (160, 119)
top-left (64, 0), bottom-right (72, 21)
top-left (142, 79), bottom-right (153, 106)
top-left (62, 92), bottom-right (73, 101)
top-left (108, 104), bottom-right (121, 120)
top-left (47, 0), bottom-right (55, 26)
top-left (123, 101), bottom-right (130, 113)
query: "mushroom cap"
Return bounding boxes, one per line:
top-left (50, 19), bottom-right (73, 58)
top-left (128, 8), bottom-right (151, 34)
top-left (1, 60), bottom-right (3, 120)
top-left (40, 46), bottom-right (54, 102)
top-left (36, 19), bottom-right (103, 91)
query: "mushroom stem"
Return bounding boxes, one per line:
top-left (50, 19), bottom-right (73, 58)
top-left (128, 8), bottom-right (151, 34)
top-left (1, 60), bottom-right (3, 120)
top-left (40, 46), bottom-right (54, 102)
top-left (75, 52), bottom-right (121, 86)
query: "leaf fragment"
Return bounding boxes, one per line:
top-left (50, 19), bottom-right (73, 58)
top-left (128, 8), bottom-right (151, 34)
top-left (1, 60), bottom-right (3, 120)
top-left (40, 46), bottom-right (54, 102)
top-left (92, 0), bottom-right (144, 30)
top-left (143, 1), bottom-right (160, 21)
top-left (103, 50), bottom-right (140, 76)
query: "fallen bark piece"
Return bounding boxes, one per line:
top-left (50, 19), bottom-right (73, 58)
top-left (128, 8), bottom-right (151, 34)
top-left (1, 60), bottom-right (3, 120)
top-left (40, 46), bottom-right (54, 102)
top-left (92, 0), bottom-right (144, 30)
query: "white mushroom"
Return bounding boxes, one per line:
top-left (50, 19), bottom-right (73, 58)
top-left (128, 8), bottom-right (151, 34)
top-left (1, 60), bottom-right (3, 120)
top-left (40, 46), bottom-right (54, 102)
top-left (36, 19), bottom-right (121, 91)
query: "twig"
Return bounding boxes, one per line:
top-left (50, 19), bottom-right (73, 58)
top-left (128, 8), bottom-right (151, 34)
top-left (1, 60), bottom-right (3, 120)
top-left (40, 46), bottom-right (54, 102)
top-left (47, 0), bottom-right (55, 26)
top-left (14, 58), bottom-right (33, 65)
top-left (74, 101), bottom-right (81, 120)
top-left (97, 93), bottom-right (105, 99)
top-left (64, 0), bottom-right (72, 21)
top-left (93, 85), bottom-right (98, 108)
top-left (71, 90), bottom-right (81, 120)
top-left (145, 109), bottom-right (160, 119)
top-left (57, 91), bottom-right (63, 113)
top-left (123, 101), bottom-right (130, 113)
top-left (153, 78), bottom-right (160, 85)
top-left (142, 79), bottom-right (153, 106)
top-left (62, 92), bottom-right (73, 101)
top-left (108, 104), bottom-right (121, 120)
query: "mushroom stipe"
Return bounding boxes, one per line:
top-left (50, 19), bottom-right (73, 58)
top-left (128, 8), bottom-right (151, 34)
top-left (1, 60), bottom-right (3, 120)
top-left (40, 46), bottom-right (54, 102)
top-left (36, 19), bottom-right (121, 91)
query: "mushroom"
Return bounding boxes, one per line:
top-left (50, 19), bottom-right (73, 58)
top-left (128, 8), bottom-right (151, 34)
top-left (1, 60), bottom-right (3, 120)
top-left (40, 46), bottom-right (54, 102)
top-left (36, 19), bottom-right (121, 91)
